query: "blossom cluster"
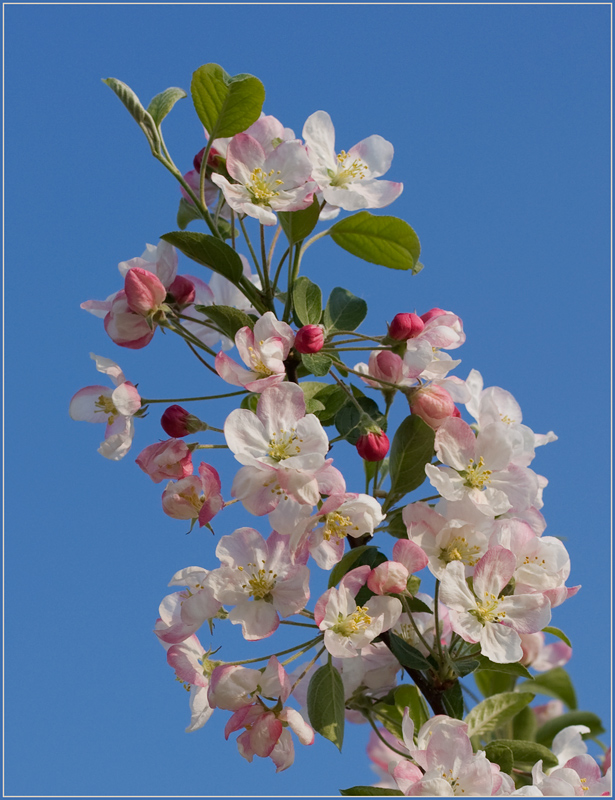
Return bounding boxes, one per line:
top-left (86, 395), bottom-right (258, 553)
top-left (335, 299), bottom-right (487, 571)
top-left (69, 63), bottom-right (610, 793)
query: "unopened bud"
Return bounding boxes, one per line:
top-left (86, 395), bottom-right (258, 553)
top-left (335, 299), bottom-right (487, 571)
top-left (294, 325), bottom-right (325, 354)
top-left (161, 405), bottom-right (207, 438)
top-left (410, 385), bottom-right (456, 429)
top-left (356, 430), bottom-right (390, 462)
top-left (124, 267), bottom-right (167, 316)
top-left (420, 307), bottom-right (448, 325)
top-left (389, 312), bottom-right (424, 341)
top-left (367, 561), bottom-right (409, 595)
top-left (167, 275), bottom-right (195, 306)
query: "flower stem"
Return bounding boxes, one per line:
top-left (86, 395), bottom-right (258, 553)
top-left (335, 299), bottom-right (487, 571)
top-left (226, 635), bottom-right (323, 667)
top-left (365, 712), bottom-right (410, 759)
top-left (290, 646), bottom-right (326, 693)
top-left (140, 390), bottom-right (246, 404)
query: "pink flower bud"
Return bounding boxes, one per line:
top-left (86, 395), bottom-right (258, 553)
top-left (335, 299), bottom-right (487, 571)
top-left (356, 430), bottom-right (390, 461)
top-left (410, 385), bottom-right (456, 429)
top-left (104, 291), bottom-right (155, 349)
top-left (419, 307), bottom-right (448, 325)
top-left (124, 267), bottom-right (167, 316)
top-left (161, 405), bottom-right (206, 438)
top-left (136, 439), bottom-right (193, 483)
top-left (193, 147), bottom-right (206, 172)
top-left (389, 312), bottom-right (424, 341)
top-left (452, 405), bottom-right (462, 418)
top-left (369, 351), bottom-right (405, 383)
top-left (167, 275), bottom-right (195, 306)
top-left (294, 325), bottom-right (325, 354)
top-left (367, 561), bottom-right (409, 595)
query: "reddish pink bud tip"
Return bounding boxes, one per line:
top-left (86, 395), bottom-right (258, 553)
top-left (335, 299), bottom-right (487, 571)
top-left (389, 313), bottom-right (424, 341)
top-left (294, 325), bottom-right (325, 354)
top-left (161, 405), bottom-right (204, 438)
top-left (124, 267), bottom-right (167, 316)
top-left (419, 307), bottom-right (448, 325)
top-left (356, 430), bottom-right (390, 462)
top-left (167, 275), bottom-right (195, 306)
top-left (410, 385), bottom-right (456, 429)
top-left (193, 147), bottom-right (206, 172)
top-left (452, 405), bottom-right (462, 418)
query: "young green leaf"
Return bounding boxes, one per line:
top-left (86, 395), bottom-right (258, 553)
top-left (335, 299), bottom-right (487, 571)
top-left (177, 198), bottom-right (203, 230)
top-left (102, 77), bottom-right (159, 153)
top-left (383, 416), bottom-right (435, 511)
top-left (484, 741), bottom-right (514, 774)
top-left (278, 195), bottom-right (321, 245)
top-left (323, 287), bottom-right (367, 333)
top-left (334, 396), bottom-right (385, 446)
top-left (486, 739), bottom-right (559, 772)
top-left (147, 86), bottom-right (187, 126)
top-left (474, 669), bottom-right (516, 699)
top-left (301, 352), bottom-right (332, 377)
top-left (329, 212), bottom-right (421, 272)
top-left (160, 231), bottom-right (244, 282)
top-left (191, 63), bottom-right (265, 140)
top-left (194, 305), bottom-right (254, 341)
top-left (393, 684), bottom-right (430, 732)
top-left (535, 711), bottom-right (605, 748)
top-left (293, 276), bottom-right (323, 326)
top-left (387, 633), bottom-right (431, 671)
top-left (464, 692), bottom-right (535, 739)
top-left (517, 666), bottom-right (577, 710)
top-left (328, 545), bottom-right (386, 589)
top-left (542, 626), bottom-right (572, 648)
top-left (474, 655), bottom-right (532, 680)
top-left (311, 384), bottom-right (348, 424)
top-left (512, 704), bottom-right (538, 742)
top-left (307, 663), bottom-right (345, 751)
top-left (441, 681), bottom-right (464, 719)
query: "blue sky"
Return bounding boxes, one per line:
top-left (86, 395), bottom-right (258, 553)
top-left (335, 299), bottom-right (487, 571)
top-left (4, 3), bottom-right (611, 797)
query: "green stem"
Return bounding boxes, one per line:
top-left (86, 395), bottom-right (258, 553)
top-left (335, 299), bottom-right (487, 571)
top-left (330, 370), bottom-right (366, 415)
top-left (271, 246), bottom-right (290, 297)
top-left (239, 216), bottom-right (263, 280)
top-left (279, 620), bottom-right (320, 629)
top-left (290, 646), bottom-right (326, 693)
top-left (166, 320), bottom-right (217, 358)
top-left (260, 224), bottom-right (272, 300)
top-left (140, 390), bottom-right (246, 404)
top-left (281, 636), bottom-right (324, 668)
top-left (183, 340), bottom-right (218, 374)
top-left (365, 712), bottom-right (411, 759)
top-left (227, 635), bottom-right (323, 667)
top-left (330, 359), bottom-right (402, 390)
top-left (416, 495), bottom-right (441, 503)
top-left (401, 595), bottom-right (439, 660)
top-left (282, 244), bottom-right (300, 322)
top-left (433, 580), bottom-right (445, 672)
top-left (230, 210), bottom-right (236, 250)
top-left (194, 444), bottom-right (228, 449)
top-left (298, 229), bottom-right (329, 261)
top-left (327, 346), bottom-right (390, 352)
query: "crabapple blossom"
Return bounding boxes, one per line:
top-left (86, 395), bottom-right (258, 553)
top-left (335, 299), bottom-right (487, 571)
top-left (154, 567), bottom-right (223, 645)
top-left (519, 631), bottom-right (572, 672)
top-left (206, 528), bottom-right (310, 640)
top-left (215, 312), bottom-right (294, 392)
top-left (355, 348), bottom-right (430, 389)
top-left (302, 110), bottom-right (403, 210)
top-left (136, 438), bottom-right (193, 483)
top-left (390, 591), bottom-right (452, 657)
top-left (367, 561), bottom-right (410, 595)
top-left (439, 545), bottom-right (551, 663)
top-left (315, 584), bottom-right (401, 658)
top-left (166, 274), bottom-right (195, 306)
top-left (161, 463), bottom-right (224, 527)
top-left (211, 134), bottom-right (315, 225)
top-left (356, 429), bottom-right (390, 461)
top-left (124, 266), bottom-right (167, 316)
top-left (69, 353), bottom-right (141, 460)
top-left (117, 240), bottom-right (178, 288)
top-left (103, 290), bottom-right (156, 349)
top-left (224, 382), bottom-right (332, 510)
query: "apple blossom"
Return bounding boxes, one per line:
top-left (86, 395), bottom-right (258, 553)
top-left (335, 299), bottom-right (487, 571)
top-left (69, 353), bottom-right (141, 460)
top-left (519, 631), bottom-right (572, 672)
top-left (302, 110), bottom-right (403, 210)
top-left (154, 566), bottom-right (223, 645)
top-left (409, 384), bottom-right (457, 429)
top-left (136, 438), bottom-right (193, 483)
top-left (355, 348), bottom-right (431, 389)
top-left (124, 266), bottom-right (167, 316)
top-left (161, 463), bottom-right (224, 527)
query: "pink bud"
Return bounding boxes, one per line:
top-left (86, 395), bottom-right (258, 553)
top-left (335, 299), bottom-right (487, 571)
top-left (419, 307), bottom-right (448, 325)
top-left (356, 430), bottom-right (390, 461)
top-left (136, 439), bottom-right (193, 483)
top-left (367, 561), bottom-right (409, 595)
top-left (452, 405), bottom-right (462, 418)
top-left (167, 275), bottom-right (195, 306)
top-left (193, 147), bottom-right (206, 172)
top-left (124, 267), bottom-right (167, 316)
top-left (410, 385), bottom-right (456, 429)
top-left (294, 325), bottom-right (325, 354)
top-left (369, 351), bottom-right (405, 383)
top-left (104, 291), bottom-right (155, 349)
top-left (389, 312), bottom-right (424, 341)
top-left (161, 405), bottom-right (206, 438)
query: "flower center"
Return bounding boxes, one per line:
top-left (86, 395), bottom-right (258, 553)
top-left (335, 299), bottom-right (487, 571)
top-left (329, 150), bottom-right (368, 187)
top-left (237, 560), bottom-right (277, 600)
top-left (332, 606), bottom-right (372, 636)
top-left (322, 511), bottom-right (356, 541)
top-left (473, 591), bottom-right (506, 625)
top-left (267, 428), bottom-right (302, 461)
top-left (95, 394), bottom-right (118, 425)
top-left (462, 456), bottom-right (492, 489)
top-left (500, 414), bottom-right (515, 425)
top-left (439, 536), bottom-right (482, 566)
top-left (248, 167), bottom-right (284, 204)
top-left (247, 344), bottom-right (274, 376)
top-left (179, 486), bottom-right (204, 513)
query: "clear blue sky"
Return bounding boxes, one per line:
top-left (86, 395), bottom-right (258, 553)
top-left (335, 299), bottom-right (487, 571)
top-left (4, 3), bottom-right (610, 797)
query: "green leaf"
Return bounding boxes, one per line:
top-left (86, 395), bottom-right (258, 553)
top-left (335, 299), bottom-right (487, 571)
top-left (312, 384), bottom-right (348, 424)
top-left (383, 416), bottom-right (435, 511)
top-left (147, 86), bottom-right (187, 126)
top-left (329, 212), bottom-right (421, 272)
top-left (307, 663), bottom-right (345, 751)
top-left (102, 77), bottom-right (159, 152)
top-left (278, 195), bottom-right (321, 245)
top-left (240, 394), bottom-right (258, 413)
top-left (464, 692), bottom-right (535, 739)
top-left (380, 507), bottom-right (408, 539)
top-left (305, 398), bottom-right (326, 415)
top-left (302, 352), bottom-right (332, 377)
top-left (293, 276), bottom-right (323, 326)
top-left (394, 684), bottom-right (429, 731)
top-left (484, 741), bottom-right (514, 774)
top-left (404, 597), bottom-right (433, 615)
top-left (387, 633), bottom-right (431, 670)
top-left (542, 626), bottom-right (572, 648)
top-left (442, 680), bottom-right (464, 719)
top-left (474, 669), bottom-right (516, 699)
top-left (194, 305), bottom-right (254, 341)
top-left (191, 63), bottom-right (265, 140)
top-left (486, 739), bottom-right (559, 772)
top-left (340, 788), bottom-right (403, 796)
top-left (453, 658), bottom-right (479, 678)
top-left (474, 655), bottom-right (532, 680)
top-left (160, 231), bottom-right (243, 283)
top-left (512, 704), bottom-right (537, 742)
top-left (334, 395), bottom-right (385, 446)
top-left (518, 666), bottom-right (577, 710)
top-left (176, 198), bottom-right (203, 231)
top-left (328, 546), bottom-right (386, 589)
top-left (536, 711), bottom-right (605, 748)
top-left (323, 287), bottom-right (367, 333)
top-left (299, 381), bottom-right (329, 400)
